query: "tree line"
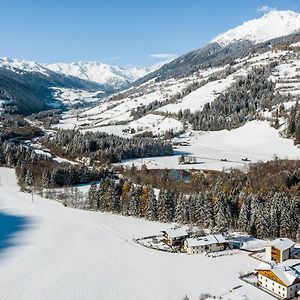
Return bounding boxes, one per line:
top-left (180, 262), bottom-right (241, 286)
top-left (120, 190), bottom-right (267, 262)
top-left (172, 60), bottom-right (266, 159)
top-left (83, 161), bottom-right (300, 241)
top-left (42, 129), bottom-right (173, 164)
top-left (0, 141), bottom-right (110, 189)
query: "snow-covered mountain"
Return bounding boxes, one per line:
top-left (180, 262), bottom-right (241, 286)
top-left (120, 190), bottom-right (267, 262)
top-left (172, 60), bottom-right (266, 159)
top-left (45, 61), bottom-right (154, 89)
top-left (0, 57), bottom-right (51, 76)
top-left (0, 57), bottom-right (154, 90)
top-left (212, 10), bottom-right (300, 46)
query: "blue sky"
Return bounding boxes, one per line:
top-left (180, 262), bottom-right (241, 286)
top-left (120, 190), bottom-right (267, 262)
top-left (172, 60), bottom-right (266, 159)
top-left (0, 0), bottom-right (299, 66)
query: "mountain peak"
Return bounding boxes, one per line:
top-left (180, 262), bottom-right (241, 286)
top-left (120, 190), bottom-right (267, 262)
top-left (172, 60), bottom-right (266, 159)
top-left (45, 61), bottom-right (154, 89)
top-left (212, 10), bottom-right (300, 47)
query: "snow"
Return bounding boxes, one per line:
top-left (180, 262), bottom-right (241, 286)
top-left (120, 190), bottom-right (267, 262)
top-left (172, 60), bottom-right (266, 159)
top-left (256, 259), bottom-right (300, 286)
top-left (186, 234), bottom-right (226, 247)
top-left (120, 121), bottom-right (300, 171)
top-left (52, 88), bottom-right (102, 105)
top-left (163, 227), bottom-right (188, 239)
top-left (0, 57), bottom-right (50, 76)
top-left (267, 238), bottom-right (295, 251)
top-left (212, 10), bottom-right (300, 47)
top-left (157, 74), bottom-right (236, 114)
top-left (0, 167), bottom-right (271, 300)
top-left (127, 113), bottom-right (184, 135)
top-left (270, 59), bottom-right (300, 96)
top-left (82, 91), bottom-right (165, 126)
top-left (46, 61), bottom-right (155, 88)
top-left (291, 41), bottom-right (300, 47)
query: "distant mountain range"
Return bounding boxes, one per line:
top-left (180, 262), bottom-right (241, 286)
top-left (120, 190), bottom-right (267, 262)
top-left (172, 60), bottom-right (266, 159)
top-left (45, 61), bottom-right (155, 89)
top-left (1, 10), bottom-right (300, 115)
top-left (0, 58), bottom-right (155, 114)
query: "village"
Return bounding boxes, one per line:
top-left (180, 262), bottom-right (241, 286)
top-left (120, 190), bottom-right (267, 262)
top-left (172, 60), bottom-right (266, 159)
top-left (135, 227), bottom-right (300, 300)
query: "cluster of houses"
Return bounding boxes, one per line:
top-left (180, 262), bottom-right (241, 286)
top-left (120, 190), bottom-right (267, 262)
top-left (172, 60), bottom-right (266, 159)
top-left (161, 227), bottom-right (228, 254)
top-left (159, 227), bottom-right (300, 299)
top-left (255, 238), bottom-right (300, 299)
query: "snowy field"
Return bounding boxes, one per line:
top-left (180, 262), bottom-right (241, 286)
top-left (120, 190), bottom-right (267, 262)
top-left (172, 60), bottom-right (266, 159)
top-left (157, 74), bottom-right (236, 114)
top-left (0, 167), bottom-right (271, 300)
top-left (121, 121), bottom-right (300, 171)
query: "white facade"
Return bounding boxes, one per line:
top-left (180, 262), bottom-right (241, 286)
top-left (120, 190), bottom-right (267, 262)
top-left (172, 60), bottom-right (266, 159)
top-left (258, 273), bottom-right (300, 299)
top-left (257, 260), bottom-right (300, 299)
top-left (184, 234), bottom-right (226, 255)
top-left (265, 238), bottom-right (295, 263)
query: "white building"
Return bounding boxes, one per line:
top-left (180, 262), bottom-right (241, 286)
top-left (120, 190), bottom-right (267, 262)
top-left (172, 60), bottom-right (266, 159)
top-left (184, 234), bottom-right (226, 254)
top-left (265, 238), bottom-right (295, 263)
top-left (256, 259), bottom-right (300, 299)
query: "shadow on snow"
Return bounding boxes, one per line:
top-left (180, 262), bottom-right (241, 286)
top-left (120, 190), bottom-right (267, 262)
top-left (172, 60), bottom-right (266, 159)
top-left (0, 211), bottom-right (32, 257)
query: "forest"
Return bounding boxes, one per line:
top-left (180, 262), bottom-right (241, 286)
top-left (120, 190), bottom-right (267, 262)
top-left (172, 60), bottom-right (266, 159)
top-left (40, 159), bottom-right (300, 241)
top-left (176, 65), bottom-right (294, 131)
top-left (41, 129), bottom-right (173, 164)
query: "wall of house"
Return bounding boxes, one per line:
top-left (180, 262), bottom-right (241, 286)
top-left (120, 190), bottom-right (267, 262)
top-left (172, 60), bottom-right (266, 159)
top-left (258, 273), bottom-right (288, 298)
top-left (287, 283), bottom-right (300, 299)
top-left (265, 246), bottom-right (272, 261)
top-left (272, 247), bottom-right (281, 263)
top-left (258, 273), bottom-right (300, 299)
top-left (265, 245), bottom-right (294, 263)
top-left (282, 249), bottom-right (290, 262)
top-left (186, 243), bottom-right (225, 254)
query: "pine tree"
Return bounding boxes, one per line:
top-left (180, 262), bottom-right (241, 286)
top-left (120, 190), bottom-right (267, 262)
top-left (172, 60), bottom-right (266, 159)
top-left (42, 170), bottom-right (51, 188)
top-left (157, 189), bottom-right (167, 222)
top-left (25, 169), bottom-right (34, 187)
top-left (174, 193), bottom-right (185, 224)
top-left (88, 182), bottom-right (98, 210)
top-left (140, 185), bottom-right (150, 218)
top-left (147, 186), bottom-right (157, 221)
top-left (238, 194), bottom-right (251, 232)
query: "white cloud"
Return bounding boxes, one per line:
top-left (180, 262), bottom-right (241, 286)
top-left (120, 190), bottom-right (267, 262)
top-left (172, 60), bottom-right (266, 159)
top-left (108, 56), bottom-right (121, 61)
top-left (257, 5), bottom-right (277, 13)
top-left (149, 53), bottom-right (177, 60)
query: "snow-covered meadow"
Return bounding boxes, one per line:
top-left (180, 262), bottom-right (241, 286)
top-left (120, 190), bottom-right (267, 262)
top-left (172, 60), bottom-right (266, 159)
top-left (0, 168), bottom-right (270, 300)
top-left (120, 120), bottom-right (300, 171)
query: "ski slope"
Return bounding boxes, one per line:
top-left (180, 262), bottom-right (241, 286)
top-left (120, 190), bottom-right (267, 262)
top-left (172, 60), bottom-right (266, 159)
top-left (0, 168), bottom-right (270, 300)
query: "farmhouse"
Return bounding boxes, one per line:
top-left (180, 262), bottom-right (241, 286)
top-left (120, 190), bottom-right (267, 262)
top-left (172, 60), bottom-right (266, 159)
top-left (256, 260), bottom-right (300, 299)
top-left (184, 234), bottom-right (226, 254)
top-left (265, 238), bottom-right (296, 263)
top-left (161, 228), bottom-right (189, 246)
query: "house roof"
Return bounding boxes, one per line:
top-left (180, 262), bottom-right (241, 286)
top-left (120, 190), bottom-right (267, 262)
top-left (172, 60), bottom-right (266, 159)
top-left (185, 234), bottom-right (226, 248)
top-left (257, 259), bottom-right (300, 287)
top-left (267, 238), bottom-right (295, 251)
top-left (163, 228), bottom-right (188, 239)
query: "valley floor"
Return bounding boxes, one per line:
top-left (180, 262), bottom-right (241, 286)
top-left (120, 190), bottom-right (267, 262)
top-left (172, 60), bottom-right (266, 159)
top-left (120, 120), bottom-right (300, 171)
top-left (0, 167), bottom-right (272, 300)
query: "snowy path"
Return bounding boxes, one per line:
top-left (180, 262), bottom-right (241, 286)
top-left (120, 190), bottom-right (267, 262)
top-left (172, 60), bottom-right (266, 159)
top-left (0, 168), bottom-right (271, 300)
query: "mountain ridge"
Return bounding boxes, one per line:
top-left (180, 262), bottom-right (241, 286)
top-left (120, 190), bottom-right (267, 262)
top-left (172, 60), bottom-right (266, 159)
top-left (212, 10), bottom-right (300, 46)
top-left (45, 61), bottom-right (155, 90)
